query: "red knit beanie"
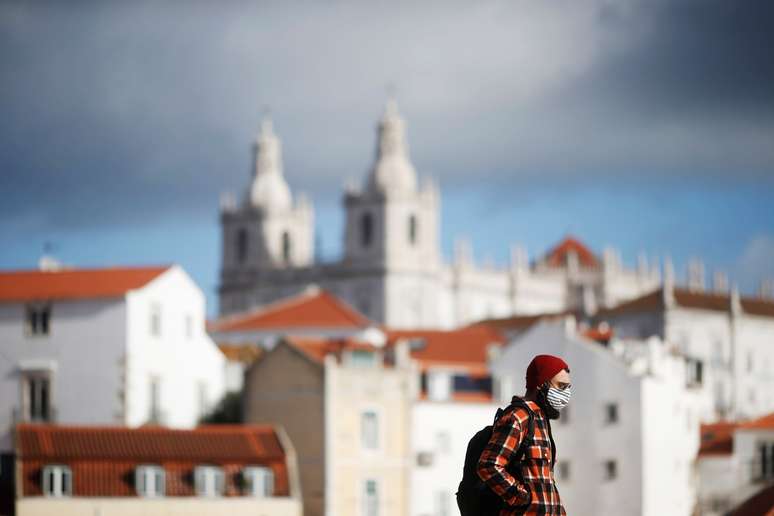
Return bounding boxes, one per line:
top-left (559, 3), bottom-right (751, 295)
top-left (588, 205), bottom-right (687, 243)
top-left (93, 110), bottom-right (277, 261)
top-left (526, 354), bottom-right (570, 390)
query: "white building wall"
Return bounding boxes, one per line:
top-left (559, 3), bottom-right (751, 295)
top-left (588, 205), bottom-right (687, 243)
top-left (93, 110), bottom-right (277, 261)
top-left (640, 361), bottom-right (699, 516)
top-left (409, 401), bottom-right (498, 516)
top-left (0, 298), bottom-right (127, 452)
top-left (125, 266), bottom-right (225, 428)
top-left (491, 321), bottom-right (697, 516)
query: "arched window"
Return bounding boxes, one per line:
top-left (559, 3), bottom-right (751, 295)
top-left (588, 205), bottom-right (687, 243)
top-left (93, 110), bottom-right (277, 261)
top-left (282, 231), bottom-right (291, 263)
top-left (236, 229), bottom-right (248, 264)
top-left (408, 215), bottom-right (418, 245)
top-left (360, 213), bottom-right (373, 248)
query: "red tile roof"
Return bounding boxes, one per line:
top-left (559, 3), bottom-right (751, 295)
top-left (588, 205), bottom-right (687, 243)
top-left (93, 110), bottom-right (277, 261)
top-left (283, 336), bottom-right (380, 365)
top-left (217, 343), bottom-right (263, 364)
top-left (699, 422), bottom-right (738, 456)
top-left (16, 424), bottom-right (290, 497)
top-left (0, 266), bottom-right (169, 302)
top-left (209, 289), bottom-right (371, 333)
top-left (386, 325), bottom-right (506, 374)
top-left (542, 236), bottom-right (599, 269)
top-left (473, 312), bottom-right (572, 335)
top-left (739, 411), bottom-right (774, 431)
top-left (596, 287), bottom-right (774, 319)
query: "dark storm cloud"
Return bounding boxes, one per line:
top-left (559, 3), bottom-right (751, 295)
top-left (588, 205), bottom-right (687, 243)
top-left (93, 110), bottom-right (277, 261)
top-left (1, 0), bottom-right (772, 235)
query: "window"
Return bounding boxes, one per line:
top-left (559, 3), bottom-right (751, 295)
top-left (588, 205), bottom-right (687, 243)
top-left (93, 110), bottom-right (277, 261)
top-left (755, 442), bottom-right (774, 481)
top-left (604, 403), bottom-right (618, 424)
top-left (23, 374), bottom-right (52, 422)
top-left (149, 377), bottom-right (163, 424)
top-left (603, 460), bottom-right (617, 481)
top-left (686, 358), bottom-right (704, 386)
top-left (408, 215), bottom-right (418, 245)
top-left (135, 465), bottom-right (165, 497)
top-left (282, 231), bottom-right (291, 263)
top-left (25, 304), bottom-right (51, 336)
top-left (195, 466), bottom-right (225, 497)
top-left (243, 466), bottom-right (274, 497)
top-left (42, 465), bottom-right (72, 497)
top-left (361, 410), bottom-right (379, 450)
top-left (350, 350), bottom-right (377, 368)
top-left (237, 228), bottom-right (248, 264)
top-left (452, 375), bottom-right (492, 394)
top-left (557, 461), bottom-right (570, 481)
top-left (363, 479), bottom-right (378, 516)
top-left (747, 351), bottom-right (754, 373)
top-left (185, 314), bottom-right (193, 339)
top-left (150, 303), bottom-right (161, 337)
top-left (360, 213), bottom-right (373, 248)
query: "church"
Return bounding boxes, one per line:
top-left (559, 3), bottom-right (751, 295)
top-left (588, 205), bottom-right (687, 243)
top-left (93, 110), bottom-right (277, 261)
top-left (218, 100), bottom-right (661, 329)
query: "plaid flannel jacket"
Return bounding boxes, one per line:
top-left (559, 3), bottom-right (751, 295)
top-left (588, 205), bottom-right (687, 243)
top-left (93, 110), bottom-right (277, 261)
top-left (477, 397), bottom-right (566, 516)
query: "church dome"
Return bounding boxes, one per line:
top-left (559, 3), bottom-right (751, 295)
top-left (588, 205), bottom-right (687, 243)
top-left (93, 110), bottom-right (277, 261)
top-left (248, 117), bottom-right (292, 212)
top-left (367, 100), bottom-right (418, 194)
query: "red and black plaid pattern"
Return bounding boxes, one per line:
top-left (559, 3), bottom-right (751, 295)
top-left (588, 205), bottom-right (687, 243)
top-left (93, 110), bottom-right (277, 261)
top-left (477, 398), bottom-right (566, 515)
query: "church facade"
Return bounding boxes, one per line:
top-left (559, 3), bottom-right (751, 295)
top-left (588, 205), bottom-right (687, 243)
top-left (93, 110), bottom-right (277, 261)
top-left (218, 101), bottom-right (661, 329)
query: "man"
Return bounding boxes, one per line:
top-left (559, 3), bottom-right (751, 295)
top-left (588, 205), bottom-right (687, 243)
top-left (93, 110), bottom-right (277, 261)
top-left (477, 354), bottom-right (571, 515)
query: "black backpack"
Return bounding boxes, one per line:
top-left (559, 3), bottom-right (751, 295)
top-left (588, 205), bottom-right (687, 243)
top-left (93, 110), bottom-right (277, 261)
top-left (455, 399), bottom-right (535, 516)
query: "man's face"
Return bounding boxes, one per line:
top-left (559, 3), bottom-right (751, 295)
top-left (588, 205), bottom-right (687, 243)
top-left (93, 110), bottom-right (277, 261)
top-left (549, 369), bottom-right (571, 391)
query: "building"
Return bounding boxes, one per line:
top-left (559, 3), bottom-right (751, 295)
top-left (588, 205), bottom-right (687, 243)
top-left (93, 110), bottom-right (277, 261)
top-left (595, 272), bottom-right (774, 422)
top-left (490, 318), bottom-right (700, 516)
top-left (386, 326), bottom-right (505, 516)
top-left (14, 423), bottom-right (302, 516)
top-left (242, 336), bottom-right (416, 516)
top-left (0, 264), bottom-right (226, 450)
top-left (218, 100), bottom-right (660, 329)
top-left (697, 413), bottom-right (774, 514)
top-left (208, 286), bottom-right (378, 392)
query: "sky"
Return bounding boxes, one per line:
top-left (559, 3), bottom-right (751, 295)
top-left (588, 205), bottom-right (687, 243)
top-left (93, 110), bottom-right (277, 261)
top-left (1, 0), bottom-right (773, 316)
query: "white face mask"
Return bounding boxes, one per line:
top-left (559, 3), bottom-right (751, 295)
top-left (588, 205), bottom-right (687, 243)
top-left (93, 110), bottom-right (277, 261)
top-left (546, 386), bottom-right (572, 411)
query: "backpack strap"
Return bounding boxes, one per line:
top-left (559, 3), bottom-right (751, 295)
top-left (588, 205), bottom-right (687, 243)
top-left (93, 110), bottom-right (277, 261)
top-left (494, 399), bottom-right (535, 464)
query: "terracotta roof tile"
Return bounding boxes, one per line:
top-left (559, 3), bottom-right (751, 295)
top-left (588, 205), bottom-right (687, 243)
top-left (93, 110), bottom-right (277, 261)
top-left (596, 287), bottom-right (774, 319)
top-left (386, 325), bottom-right (505, 373)
top-left (16, 424), bottom-right (290, 497)
top-left (542, 236), bottom-right (599, 269)
top-left (739, 411), bottom-right (774, 431)
top-left (217, 343), bottom-right (263, 364)
top-left (0, 266), bottom-right (170, 302)
top-left (473, 312), bottom-right (572, 334)
top-left (699, 422), bottom-right (738, 456)
top-left (283, 336), bottom-right (379, 365)
top-left (210, 289), bottom-right (371, 332)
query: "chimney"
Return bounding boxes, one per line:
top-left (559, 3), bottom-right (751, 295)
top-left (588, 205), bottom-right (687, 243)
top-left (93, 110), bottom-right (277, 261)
top-left (637, 253), bottom-right (649, 278)
top-left (663, 256), bottom-right (675, 308)
top-left (713, 271), bottom-right (729, 293)
top-left (759, 279), bottom-right (774, 300)
top-left (454, 237), bottom-right (473, 268)
top-left (509, 244), bottom-right (528, 272)
top-left (687, 258), bottom-right (706, 292)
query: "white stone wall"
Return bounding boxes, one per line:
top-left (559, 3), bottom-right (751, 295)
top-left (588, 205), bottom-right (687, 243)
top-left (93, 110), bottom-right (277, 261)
top-left (125, 266), bottom-right (225, 428)
top-left (409, 400), bottom-right (499, 516)
top-left (0, 298), bottom-right (128, 452)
